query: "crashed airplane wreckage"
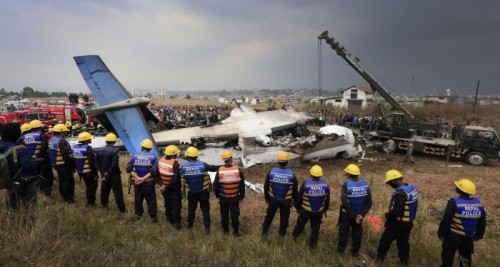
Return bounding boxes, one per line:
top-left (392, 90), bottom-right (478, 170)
top-left (150, 106), bottom-right (364, 168)
top-left (73, 55), bottom-right (364, 170)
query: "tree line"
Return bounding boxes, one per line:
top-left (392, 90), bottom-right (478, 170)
top-left (0, 87), bottom-right (69, 98)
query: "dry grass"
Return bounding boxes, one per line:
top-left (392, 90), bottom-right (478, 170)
top-left (407, 103), bottom-right (500, 130)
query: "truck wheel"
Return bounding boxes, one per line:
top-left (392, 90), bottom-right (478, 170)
top-left (465, 152), bottom-right (486, 166)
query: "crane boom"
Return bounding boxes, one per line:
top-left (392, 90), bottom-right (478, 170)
top-left (318, 31), bottom-right (414, 118)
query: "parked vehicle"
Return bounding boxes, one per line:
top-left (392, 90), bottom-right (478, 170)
top-left (0, 109), bottom-right (54, 126)
top-left (37, 104), bottom-right (87, 124)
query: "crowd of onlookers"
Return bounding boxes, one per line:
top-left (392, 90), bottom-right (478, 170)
top-left (309, 110), bottom-right (382, 132)
top-left (308, 109), bottom-right (462, 139)
top-left (149, 105), bottom-right (232, 129)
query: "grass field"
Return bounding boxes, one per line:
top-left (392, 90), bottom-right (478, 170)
top-left (0, 101), bottom-right (499, 266)
top-left (0, 149), bottom-right (498, 266)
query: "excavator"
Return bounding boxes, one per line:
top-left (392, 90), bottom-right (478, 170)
top-left (318, 31), bottom-right (500, 165)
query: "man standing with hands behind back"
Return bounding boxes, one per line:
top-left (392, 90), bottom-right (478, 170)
top-left (438, 179), bottom-right (486, 267)
top-left (95, 133), bottom-right (126, 213)
top-left (337, 163), bottom-right (372, 257)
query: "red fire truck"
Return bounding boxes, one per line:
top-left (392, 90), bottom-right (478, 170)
top-left (0, 109), bottom-right (55, 126)
top-left (37, 104), bottom-right (88, 124)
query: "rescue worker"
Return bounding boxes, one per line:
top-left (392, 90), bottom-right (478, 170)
top-left (376, 170), bottom-right (419, 265)
top-left (71, 124), bottom-right (80, 137)
top-left (292, 165), bottom-right (330, 249)
top-left (404, 141), bottom-right (414, 164)
top-left (65, 120), bottom-right (72, 136)
top-left (126, 139), bottom-right (159, 222)
top-left (180, 146), bottom-right (219, 233)
top-left (337, 164), bottom-right (372, 257)
top-left (213, 150), bottom-right (246, 236)
top-left (95, 133), bottom-right (126, 213)
top-left (95, 124), bottom-right (106, 136)
top-left (158, 145), bottom-right (182, 228)
top-left (386, 137), bottom-right (396, 161)
top-left (438, 179), bottom-right (486, 267)
top-left (24, 120), bottom-right (54, 197)
top-left (72, 132), bottom-right (98, 206)
top-left (49, 124), bottom-right (76, 204)
top-left (86, 123), bottom-right (96, 135)
top-left (1, 123), bottom-right (38, 223)
top-left (20, 123), bottom-right (31, 136)
top-left (262, 152), bottom-right (298, 236)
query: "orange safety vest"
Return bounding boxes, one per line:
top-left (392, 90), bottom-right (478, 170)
top-left (217, 165), bottom-right (241, 198)
top-left (158, 158), bottom-right (176, 186)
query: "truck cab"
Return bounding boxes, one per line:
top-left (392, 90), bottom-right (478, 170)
top-left (460, 126), bottom-right (500, 165)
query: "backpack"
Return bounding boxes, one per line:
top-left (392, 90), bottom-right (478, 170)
top-left (0, 146), bottom-right (17, 189)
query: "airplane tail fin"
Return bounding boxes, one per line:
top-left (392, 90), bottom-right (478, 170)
top-left (73, 55), bottom-right (159, 156)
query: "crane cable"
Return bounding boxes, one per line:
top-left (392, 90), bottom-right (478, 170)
top-left (318, 38), bottom-right (323, 99)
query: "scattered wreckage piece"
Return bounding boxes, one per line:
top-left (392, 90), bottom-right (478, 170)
top-left (239, 125), bottom-right (363, 168)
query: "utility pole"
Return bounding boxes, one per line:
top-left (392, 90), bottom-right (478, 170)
top-left (473, 78), bottom-right (480, 113)
top-left (411, 75), bottom-right (415, 98)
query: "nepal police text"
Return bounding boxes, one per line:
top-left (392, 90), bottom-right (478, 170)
top-left (309, 186), bottom-right (326, 195)
top-left (133, 156), bottom-right (152, 165)
top-left (272, 175), bottom-right (291, 182)
top-left (461, 206), bottom-right (482, 216)
top-left (350, 187), bottom-right (368, 196)
top-left (184, 167), bottom-right (203, 174)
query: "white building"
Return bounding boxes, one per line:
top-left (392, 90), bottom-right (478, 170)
top-left (325, 85), bottom-right (373, 109)
top-left (425, 96), bottom-right (450, 104)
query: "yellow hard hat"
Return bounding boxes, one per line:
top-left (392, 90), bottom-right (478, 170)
top-left (164, 145), bottom-right (180, 156)
top-left (141, 139), bottom-right (153, 149)
top-left (221, 150), bottom-right (233, 160)
top-left (454, 178), bottom-right (476, 195)
top-left (185, 146), bottom-right (199, 157)
top-left (105, 133), bottom-right (117, 142)
top-left (310, 165), bottom-right (323, 177)
top-left (385, 169), bottom-right (403, 183)
top-left (20, 123), bottom-right (31, 133)
top-left (277, 152), bottom-right (289, 161)
top-left (29, 119), bottom-right (43, 129)
top-left (344, 164), bottom-right (361, 176)
top-left (77, 132), bottom-right (93, 142)
top-left (52, 124), bottom-right (68, 133)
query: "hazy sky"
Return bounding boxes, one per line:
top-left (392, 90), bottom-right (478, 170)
top-left (1, 0), bottom-right (499, 95)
